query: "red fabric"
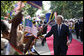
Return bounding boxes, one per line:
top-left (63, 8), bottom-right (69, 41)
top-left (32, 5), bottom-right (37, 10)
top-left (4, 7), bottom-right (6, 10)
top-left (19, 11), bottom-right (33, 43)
top-left (9, 43), bottom-right (23, 55)
top-left (46, 25), bottom-right (83, 55)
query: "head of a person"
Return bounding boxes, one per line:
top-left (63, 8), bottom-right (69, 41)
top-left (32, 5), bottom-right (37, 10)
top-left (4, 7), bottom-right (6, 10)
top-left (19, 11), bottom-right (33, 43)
top-left (81, 17), bottom-right (83, 21)
top-left (40, 21), bottom-right (43, 24)
top-left (44, 21), bottom-right (47, 24)
top-left (19, 24), bottom-right (23, 30)
top-left (2, 30), bottom-right (10, 40)
top-left (81, 17), bottom-right (83, 22)
top-left (79, 17), bottom-right (83, 22)
top-left (55, 15), bottom-right (64, 25)
top-left (33, 21), bottom-right (36, 25)
top-left (8, 19), bottom-right (12, 23)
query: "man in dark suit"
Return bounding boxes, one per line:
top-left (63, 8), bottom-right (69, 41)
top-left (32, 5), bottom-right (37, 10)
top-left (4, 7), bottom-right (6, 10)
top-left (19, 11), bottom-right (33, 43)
top-left (42, 15), bottom-right (72, 55)
top-left (79, 18), bottom-right (83, 44)
top-left (75, 20), bottom-right (79, 39)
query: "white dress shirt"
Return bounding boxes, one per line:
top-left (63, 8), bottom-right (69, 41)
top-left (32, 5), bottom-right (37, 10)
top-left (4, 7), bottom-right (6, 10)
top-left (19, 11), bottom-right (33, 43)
top-left (57, 23), bottom-right (63, 30)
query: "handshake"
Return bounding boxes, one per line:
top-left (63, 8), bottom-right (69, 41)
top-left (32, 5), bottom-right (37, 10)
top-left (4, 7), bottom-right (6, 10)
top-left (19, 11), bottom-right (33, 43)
top-left (41, 34), bottom-right (46, 46)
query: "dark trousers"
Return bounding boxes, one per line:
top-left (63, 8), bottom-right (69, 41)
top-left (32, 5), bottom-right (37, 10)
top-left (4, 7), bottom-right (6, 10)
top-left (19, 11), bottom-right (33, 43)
top-left (54, 44), bottom-right (68, 55)
top-left (75, 30), bottom-right (79, 39)
top-left (80, 31), bottom-right (83, 42)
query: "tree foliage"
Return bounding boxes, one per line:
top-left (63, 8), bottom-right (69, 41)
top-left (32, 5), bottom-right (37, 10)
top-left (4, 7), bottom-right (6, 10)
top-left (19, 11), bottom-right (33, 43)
top-left (1, 1), bottom-right (17, 16)
top-left (50, 1), bottom-right (83, 19)
top-left (1, 1), bottom-right (83, 19)
top-left (1, 1), bottom-right (38, 18)
top-left (22, 3), bottom-right (38, 17)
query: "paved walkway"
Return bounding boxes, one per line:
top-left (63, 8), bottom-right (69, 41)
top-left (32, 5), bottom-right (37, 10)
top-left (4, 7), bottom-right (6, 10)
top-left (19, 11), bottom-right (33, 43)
top-left (34, 38), bottom-right (51, 55)
top-left (72, 33), bottom-right (82, 43)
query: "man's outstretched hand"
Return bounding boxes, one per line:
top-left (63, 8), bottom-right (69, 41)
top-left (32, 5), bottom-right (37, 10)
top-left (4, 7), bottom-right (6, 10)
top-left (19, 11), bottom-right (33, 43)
top-left (41, 37), bottom-right (46, 46)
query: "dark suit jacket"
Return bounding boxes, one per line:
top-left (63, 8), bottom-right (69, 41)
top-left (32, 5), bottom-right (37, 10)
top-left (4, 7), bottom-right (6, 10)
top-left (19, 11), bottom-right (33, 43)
top-left (45, 24), bottom-right (72, 47)
top-left (75, 22), bottom-right (79, 31)
top-left (79, 21), bottom-right (83, 31)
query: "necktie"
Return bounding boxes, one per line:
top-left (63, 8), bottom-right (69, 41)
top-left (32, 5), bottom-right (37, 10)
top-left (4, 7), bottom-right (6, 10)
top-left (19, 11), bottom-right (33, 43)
top-left (58, 25), bottom-right (60, 36)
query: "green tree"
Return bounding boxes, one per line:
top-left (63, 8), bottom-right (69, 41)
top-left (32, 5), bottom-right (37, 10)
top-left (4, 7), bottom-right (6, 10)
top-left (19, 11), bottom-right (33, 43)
top-left (22, 3), bottom-right (38, 17)
top-left (1, 1), bottom-right (17, 16)
top-left (50, 1), bottom-right (83, 19)
top-left (1, 1), bottom-right (38, 18)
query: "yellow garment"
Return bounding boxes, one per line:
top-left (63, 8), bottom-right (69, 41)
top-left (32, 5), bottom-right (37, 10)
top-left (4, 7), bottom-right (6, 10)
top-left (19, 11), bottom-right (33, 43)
top-left (25, 49), bottom-right (31, 55)
top-left (23, 1), bottom-right (27, 3)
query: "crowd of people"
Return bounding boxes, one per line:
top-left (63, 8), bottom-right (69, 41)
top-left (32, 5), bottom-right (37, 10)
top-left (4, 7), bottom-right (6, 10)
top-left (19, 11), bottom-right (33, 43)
top-left (63, 17), bottom-right (83, 44)
top-left (1, 15), bottom-right (47, 55)
top-left (1, 13), bottom-right (83, 55)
